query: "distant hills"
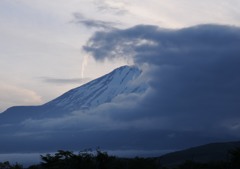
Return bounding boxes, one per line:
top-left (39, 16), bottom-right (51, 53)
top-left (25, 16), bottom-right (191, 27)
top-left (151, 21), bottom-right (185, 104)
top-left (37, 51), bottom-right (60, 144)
top-left (159, 140), bottom-right (240, 167)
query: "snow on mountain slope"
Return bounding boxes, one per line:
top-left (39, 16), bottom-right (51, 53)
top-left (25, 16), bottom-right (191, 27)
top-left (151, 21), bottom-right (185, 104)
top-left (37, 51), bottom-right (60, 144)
top-left (44, 65), bottom-right (146, 112)
top-left (0, 65), bottom-right (147, 123)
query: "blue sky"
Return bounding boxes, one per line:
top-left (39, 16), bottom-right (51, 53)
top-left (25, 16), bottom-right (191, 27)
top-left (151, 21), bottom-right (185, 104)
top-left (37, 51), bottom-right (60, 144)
top-left (1, 0), bottom-right (240, 112)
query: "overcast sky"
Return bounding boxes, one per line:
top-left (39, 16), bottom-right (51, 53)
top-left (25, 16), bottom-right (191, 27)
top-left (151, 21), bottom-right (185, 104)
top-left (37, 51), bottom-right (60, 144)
top-left (1, 0), bottom-right (240, 112)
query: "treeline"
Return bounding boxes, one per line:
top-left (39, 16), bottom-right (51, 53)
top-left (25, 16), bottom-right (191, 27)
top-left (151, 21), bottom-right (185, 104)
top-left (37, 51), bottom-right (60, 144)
top-left (37, 149), bottom-right (159, 169)
top-left (1, 147), bottom-right (240, 169)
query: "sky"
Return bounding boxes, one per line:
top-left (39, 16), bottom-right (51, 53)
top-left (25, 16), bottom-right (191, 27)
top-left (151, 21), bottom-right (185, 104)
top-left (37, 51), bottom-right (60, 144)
top-left (1, 0), bottom-right (240, 165)
top-left (1, 0), bottom-right (240, 112)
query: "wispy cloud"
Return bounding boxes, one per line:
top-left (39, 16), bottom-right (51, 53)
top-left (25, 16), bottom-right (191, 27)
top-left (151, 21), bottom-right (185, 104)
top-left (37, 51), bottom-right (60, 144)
top-left (73, 13), bottom-right (119, 30)
top-left (95, 0), bottom-right (128, 15)
top-left (0, 83), bottom-right (42, 112)
top-left (40, 77), bottom-right (91, 85)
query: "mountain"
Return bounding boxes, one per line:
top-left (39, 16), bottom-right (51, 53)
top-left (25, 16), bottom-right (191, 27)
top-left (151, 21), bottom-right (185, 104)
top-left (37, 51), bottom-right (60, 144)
top-left (159, 140), bottom-right (240, 167)
top-left (0, 65), bottom-right (147, 124)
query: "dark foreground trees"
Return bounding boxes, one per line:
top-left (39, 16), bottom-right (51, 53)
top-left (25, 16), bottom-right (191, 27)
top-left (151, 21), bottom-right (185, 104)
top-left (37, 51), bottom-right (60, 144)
top-left (229, 147), bottom-right (240, 169)
top-left (37, 147), bottom-right (240, 169)
top-left (0, 161), bottom-right (22, 169)
top-left (39, 149), bottom-right (159, 169)
top-left (1, 147), bottom-right (240, 169)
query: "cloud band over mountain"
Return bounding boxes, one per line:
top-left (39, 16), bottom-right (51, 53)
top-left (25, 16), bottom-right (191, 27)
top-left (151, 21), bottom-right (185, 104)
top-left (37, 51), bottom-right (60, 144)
top-left (84, 24), bottom-right (240, 133)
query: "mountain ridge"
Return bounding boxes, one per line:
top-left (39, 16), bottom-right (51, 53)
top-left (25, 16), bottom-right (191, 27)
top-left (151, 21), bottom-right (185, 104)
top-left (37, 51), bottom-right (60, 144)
top-left (0, 65), bottom-right (147, 124)
top-left (159, 140), bottom-right (240, 167)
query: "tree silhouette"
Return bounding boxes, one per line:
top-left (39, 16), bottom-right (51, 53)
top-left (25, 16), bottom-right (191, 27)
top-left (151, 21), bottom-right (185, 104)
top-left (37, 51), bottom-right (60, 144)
top-left (229, 147), bottom-right (240, 169)
top-left (0, 161), bottom-right (23, 169)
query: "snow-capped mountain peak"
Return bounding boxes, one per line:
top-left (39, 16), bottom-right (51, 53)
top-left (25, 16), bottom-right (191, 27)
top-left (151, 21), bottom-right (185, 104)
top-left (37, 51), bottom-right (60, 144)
top-left (0, 65), bottom-right (147, 122)
top-left (44, 65), bottom-right (146, 112)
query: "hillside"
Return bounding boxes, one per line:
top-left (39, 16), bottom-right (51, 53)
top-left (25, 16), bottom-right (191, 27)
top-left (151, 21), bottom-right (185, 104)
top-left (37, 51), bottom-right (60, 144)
top-left (159, 140), bottom-right (240, 167)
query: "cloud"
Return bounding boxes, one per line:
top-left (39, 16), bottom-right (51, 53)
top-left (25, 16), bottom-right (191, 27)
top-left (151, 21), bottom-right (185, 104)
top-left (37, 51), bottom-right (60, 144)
top-left (84, 24), bottom-right (240, 133)
top-left (95, 0), bottom-right (128, 15)
top-left (0, 83), bottom-right (42, 112)
top-left (73, 13), bottom-right (119, 30)
top-left (40, 77), bottom-right (91, 85)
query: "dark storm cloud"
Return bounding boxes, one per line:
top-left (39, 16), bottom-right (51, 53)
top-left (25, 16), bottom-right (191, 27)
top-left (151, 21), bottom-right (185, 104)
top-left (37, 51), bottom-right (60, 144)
top-left (73, 13), bottom-right (118, 30)
top-left (84, 24), bottom-right (240, 132)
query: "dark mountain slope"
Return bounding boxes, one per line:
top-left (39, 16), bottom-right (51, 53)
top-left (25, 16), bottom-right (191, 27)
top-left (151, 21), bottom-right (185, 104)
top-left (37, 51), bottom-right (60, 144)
top-left (159, 140), bottom-right (240, 167)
